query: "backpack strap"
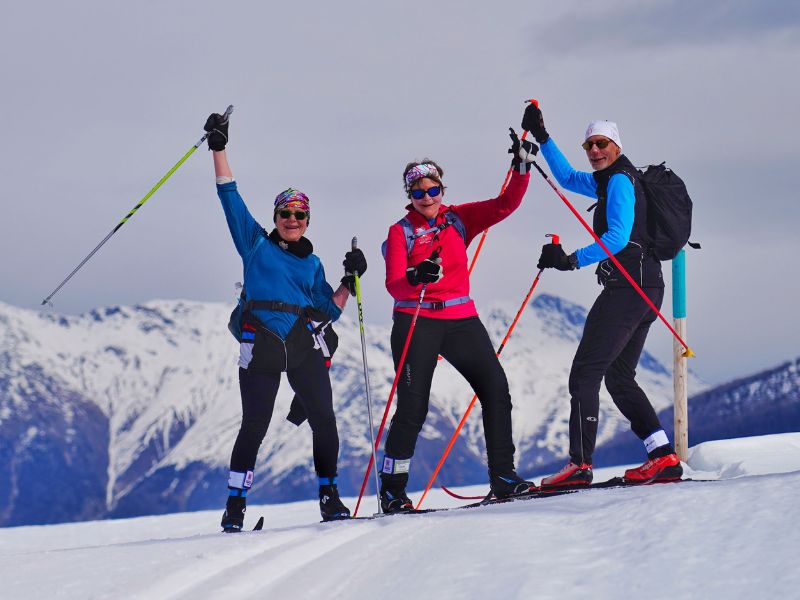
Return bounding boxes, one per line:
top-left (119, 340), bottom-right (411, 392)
top-left (381, 210), bottom-right (468, 258)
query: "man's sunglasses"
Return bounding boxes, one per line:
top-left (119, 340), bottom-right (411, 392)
top-left (410, 186), bottom-right (442, 200)
top-left (581, 138), bottom-right (613, 151)
top-left (278, 210), bottom-right (308, 220)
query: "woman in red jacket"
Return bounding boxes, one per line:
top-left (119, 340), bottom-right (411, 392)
top-left (380, 132), bottom-right (537, 512)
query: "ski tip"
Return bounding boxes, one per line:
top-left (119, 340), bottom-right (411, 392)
top-left (526, 98), bottom-right (539, 107)
top-left (252, 516), bottom-right (264, 531)
top-left (682, 347), bottom-right (696, 358)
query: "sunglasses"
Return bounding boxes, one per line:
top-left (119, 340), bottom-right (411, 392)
top-left (410, 186), bottom-right (442, 200)
top-left (278, 210), bottom-right (308, 220)
top-left (581, 138), bottom-right (613, 151)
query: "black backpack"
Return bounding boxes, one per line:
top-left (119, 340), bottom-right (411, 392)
top-left (635, 163), bottom-right (698, 260)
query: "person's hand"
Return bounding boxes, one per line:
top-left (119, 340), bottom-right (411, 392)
top-left (537, 243), bottom-right (577, 271)
top-left (508, 128), bottom-right (538, 174)
top-left (204, 113), bottom-right (229, 151)
top-left (341, 249), bottom-right (367, 295)
top-left (521, 103), bottom-right (549, 144)
top-left (406, 256), bottom-right (443, 285)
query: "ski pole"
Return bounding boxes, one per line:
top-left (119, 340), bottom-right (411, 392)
top-left (352, 252), bottom-right (437, 517)
top-left (415, 235), bottom-right (554, 509)
top-left (351, 236), bottom-right (382, 515)
top-left (40, 105), bottom-right (234, 307)
top-left (467, 99), bottom-right (537, 276)
top-left (530, 158), bottom-right (695, 357)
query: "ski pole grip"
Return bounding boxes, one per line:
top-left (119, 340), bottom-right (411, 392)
top-left (545, 233), bottom-right (560, 245)
top-left (221, 105), bottom-right (234, 124)
top-left (351, 236), bottom-right (358, 251)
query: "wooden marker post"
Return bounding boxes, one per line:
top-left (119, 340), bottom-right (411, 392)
top-left (672, 249), bottom-right (689, 461)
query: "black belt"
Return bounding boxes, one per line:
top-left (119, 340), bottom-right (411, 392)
top-left (244, 300), bottom-right (305, 316)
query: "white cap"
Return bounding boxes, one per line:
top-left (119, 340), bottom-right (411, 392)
top-left (584, 120), bottom-right (622, 151)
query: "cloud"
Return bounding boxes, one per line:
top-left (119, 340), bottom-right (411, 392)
top-left (535, 0), bottom-right (800, 53)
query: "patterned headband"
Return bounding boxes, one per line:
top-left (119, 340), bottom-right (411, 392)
top-left (404, 163), bottom-right (440, 188)
top-left (274, 188), bottom-right (310, 212)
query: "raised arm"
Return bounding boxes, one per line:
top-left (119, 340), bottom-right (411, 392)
top-left (522, 103), bottom-right (596, 198)
top-left (213, 149), bottom-right (233, 179)
top-left (206, 113), bottom-right (261, 258)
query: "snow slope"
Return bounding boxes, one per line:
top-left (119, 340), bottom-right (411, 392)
top-left (1, 433), bottom-right (798, 599)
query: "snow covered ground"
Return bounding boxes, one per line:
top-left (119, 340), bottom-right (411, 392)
top-left (1, 433), bottom-right (799, 599)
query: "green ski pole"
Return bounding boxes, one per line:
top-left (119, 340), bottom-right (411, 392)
top-left (41, 104), bottom-right (234, 306)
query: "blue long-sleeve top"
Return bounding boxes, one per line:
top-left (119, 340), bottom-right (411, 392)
top-left (217, 181), bottom-right (341, 338)
top-left (540, 138), bottom-right (635, 268)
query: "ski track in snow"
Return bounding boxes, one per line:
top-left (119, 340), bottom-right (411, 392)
top-left (1, 434), bottom-right (799, 599)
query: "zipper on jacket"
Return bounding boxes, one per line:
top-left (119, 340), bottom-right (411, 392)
top-left (260, 324), bottom-right (289, 371)
top-left (630, 240), bottom-right (644, 287)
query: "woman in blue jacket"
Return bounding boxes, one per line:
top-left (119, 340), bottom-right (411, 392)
top-left (204, 113), bottom-right (367, 530)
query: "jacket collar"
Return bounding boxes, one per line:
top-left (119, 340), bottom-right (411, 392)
top-left (268, 228), bottom-right (313, 258)
top-left (403, 204), bottom-right (450, 228)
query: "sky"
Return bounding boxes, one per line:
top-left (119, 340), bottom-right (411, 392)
top-left (1, 0), bottom-right (798, 384)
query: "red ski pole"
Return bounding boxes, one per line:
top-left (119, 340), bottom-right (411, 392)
top-left (415, 235), bottom-right (556, 509)
top-left (467, 100), bottom-right (537, 276)
top-left (530, 160), bottom-right (695, 357)
top-left (352, 252), bottom-right (439, 517)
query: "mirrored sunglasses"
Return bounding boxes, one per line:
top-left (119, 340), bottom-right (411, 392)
top-left (410, 186), bottom-right (442, 200)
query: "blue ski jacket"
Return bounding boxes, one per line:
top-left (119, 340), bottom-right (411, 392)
top-left (540, 138), bottom-right (635, 268)
top-left (217, 181), bottom-right (341, 338)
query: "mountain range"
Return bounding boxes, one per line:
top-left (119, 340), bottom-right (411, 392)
top-left (1, 294), bottom-right (794, 526)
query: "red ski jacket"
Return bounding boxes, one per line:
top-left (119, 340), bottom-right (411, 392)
top-left (384, 171), bottom-right (530, 320)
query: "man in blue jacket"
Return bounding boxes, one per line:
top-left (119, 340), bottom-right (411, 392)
top-left (522, 103), bottom-right (682, 488)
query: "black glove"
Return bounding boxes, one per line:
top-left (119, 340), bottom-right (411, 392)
top-left (204, 113), bottom-right (229, 151)
top-left (537, 243), bottom-right (577, 271)
top-left (508, 128), bottom-right (539, 174)
top-left (406, 256), bottom-right (443, 285)
top-left (341, 249), bottom-right (368, 295)
top-left (521, 103), bottom-right (550, 144)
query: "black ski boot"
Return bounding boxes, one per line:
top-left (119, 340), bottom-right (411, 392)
top-left (380, 472), bottom-right (414, 514)
top-left (489, 470), bottom-right (536, 499)
top-left (221, 492), bottom-right (246, 533)
top-left (319, 480), bottom-right (351, 522)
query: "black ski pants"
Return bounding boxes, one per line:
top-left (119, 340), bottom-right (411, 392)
top-left (384, 313), bottom-right (516, 474)
top-left (568, 285), bottom-right (665, 465)
top-left (230, 348), bottom-right (339, 479)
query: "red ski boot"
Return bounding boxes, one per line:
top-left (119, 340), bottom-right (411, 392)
top-left (540, 461), bottom-right (593, 489)
top-left (624, 453), bottom-right (683, 483)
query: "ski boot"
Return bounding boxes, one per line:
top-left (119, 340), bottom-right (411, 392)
top-left (489, 470), bottom-right (536, 499)
top-left (319, 478), bottom-right (351, 521)
top-left (221, 492), bottom-right (246, 533)
top-left (540, 461), bottom-right (593, 489)
top-left (380, 472), bottom-right (414, 514)
top-left (624, 449), bottom-right (682, 483)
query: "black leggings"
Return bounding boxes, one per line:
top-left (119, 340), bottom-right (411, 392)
top-left (230, 349), bottom-right (339, 478)
top-left (384, 313), bottom-right (516, 474)
top-left (568, 286), bottom-right (665, 465)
